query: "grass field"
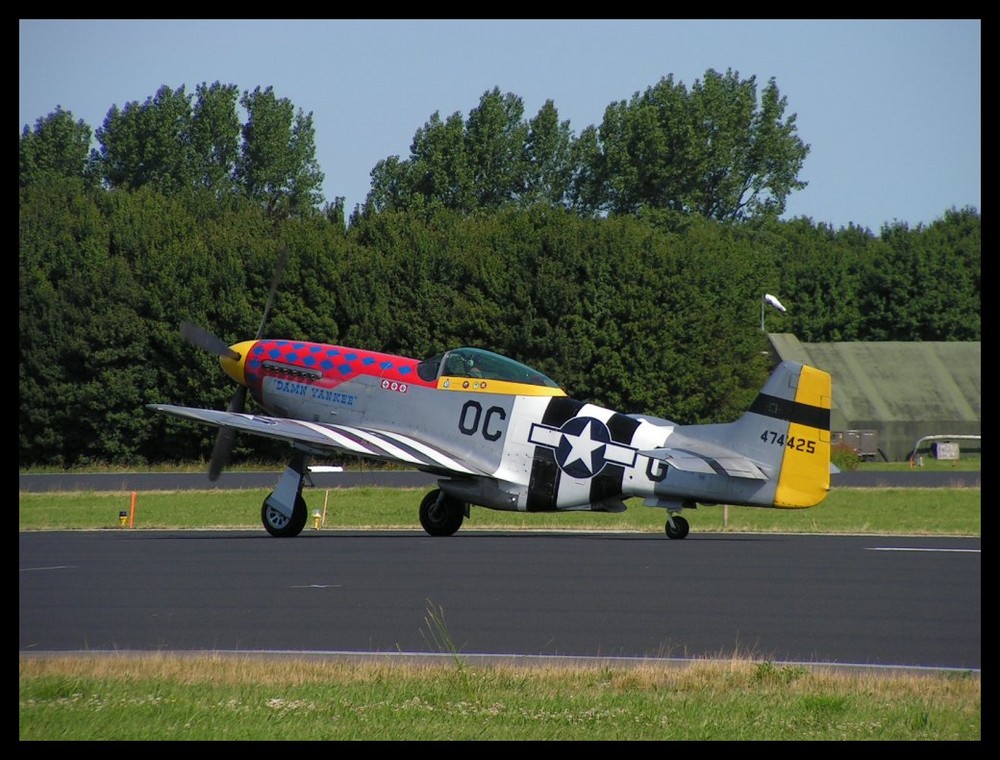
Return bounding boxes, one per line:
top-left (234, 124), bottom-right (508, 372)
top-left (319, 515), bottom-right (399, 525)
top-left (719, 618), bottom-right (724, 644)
top-left (20, 473), bottom-right (981, 741)
top-left (19, 654), bottom-right (980, 741)
top-left (18, 484), bottom-right (982, 536)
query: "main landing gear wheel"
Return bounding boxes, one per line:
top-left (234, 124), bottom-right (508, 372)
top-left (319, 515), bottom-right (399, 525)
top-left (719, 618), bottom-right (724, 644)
top-left (665, 515), bottom-right (690, 540)
top-left (419, 489), bottom-right (465, 537)
top-left (262, 492), bottom-right (308, 537)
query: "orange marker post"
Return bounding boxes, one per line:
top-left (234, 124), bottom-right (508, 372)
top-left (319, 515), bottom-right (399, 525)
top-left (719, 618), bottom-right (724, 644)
top-left (129, 491), bottom-right (136, 528)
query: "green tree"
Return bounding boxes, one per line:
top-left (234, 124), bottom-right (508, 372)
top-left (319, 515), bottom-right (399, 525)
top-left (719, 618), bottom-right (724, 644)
top-left (366, 88), bottom-right (571, 216)
top-left (18, 178), bottom-right (154, 466)
top-left (367, 111), bottom-right (473, 215)
top-left (19, 106), bottom-right (94, 188)
top-left (861, 208), bottom-right (981, 341)
top-left (20, 179), bottom-right (101, 465)
top-left (917, 207), bottom-right (981, 341)
top-left (574, 69), bottom-right (809, 222)
top-left (91, 81), bottom-right (328, 218)
top-left (464, 87), bottom-right (529, 208)
top-left (94, 85), bottom-right (198, 194)
top-left (618, 217), bottom-right (768, 422)
top-left (523, 100), bottom-right (575, 207)
top-left (237, 86), bottom-right (325, 219)
top-left (189, 81), bottom-right (241, 195)
top-left (90, 82), bottom-right (245, 203)
top-left (765, 218), bottom-right (871, 342)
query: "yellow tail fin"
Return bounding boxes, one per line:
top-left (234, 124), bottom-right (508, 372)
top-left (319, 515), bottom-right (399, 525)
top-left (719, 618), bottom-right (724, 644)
top-left (774, 364), bottom-right (833, 508)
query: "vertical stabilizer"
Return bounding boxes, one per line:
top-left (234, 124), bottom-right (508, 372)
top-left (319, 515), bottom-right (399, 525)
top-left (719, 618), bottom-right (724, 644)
top-left (745, 362), bottom-right (832, 508)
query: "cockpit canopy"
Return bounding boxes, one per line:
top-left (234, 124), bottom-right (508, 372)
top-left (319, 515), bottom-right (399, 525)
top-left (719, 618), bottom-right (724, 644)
top-left (416, 347), bottom-right (562, 389)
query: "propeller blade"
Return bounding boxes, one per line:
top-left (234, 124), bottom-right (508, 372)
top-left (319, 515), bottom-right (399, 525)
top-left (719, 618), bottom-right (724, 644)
top-left (207, 385), bottom-right (248, 481)
top-left (207, 428), bottom-right (236, 482)
top-left (255, 245), bottom-right (289, 341)
top-left (181, 321), bottom-right (241, 361)
top-left (200, 246), bottom-right (289, 481)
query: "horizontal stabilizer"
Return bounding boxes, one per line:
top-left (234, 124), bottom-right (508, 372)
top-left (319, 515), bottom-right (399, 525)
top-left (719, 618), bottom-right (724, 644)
top-left (640, 447), bottom-right (768, 480)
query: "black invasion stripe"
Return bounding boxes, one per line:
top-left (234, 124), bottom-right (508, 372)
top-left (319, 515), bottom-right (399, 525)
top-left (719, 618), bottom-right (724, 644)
top-left (607, 412), bottom-right (641, 443)
top-left (527, 451), bottom-right (559, 512)
top-left (590, 465), bottom-right (625, 502)
top-left (748, 392), bottom-right (830, 431)
top-left (541, 396), bottom-right (585, 426)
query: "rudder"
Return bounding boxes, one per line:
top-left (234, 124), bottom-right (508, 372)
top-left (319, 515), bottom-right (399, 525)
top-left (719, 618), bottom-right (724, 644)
top-left (771, 363), bottom-right (832, 508)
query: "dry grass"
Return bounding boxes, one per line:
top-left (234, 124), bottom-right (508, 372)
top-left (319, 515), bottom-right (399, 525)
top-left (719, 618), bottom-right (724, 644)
top-left (20, 651), bottom-right (979, 697)
top-left (20, 652), bottom-right (980, 741)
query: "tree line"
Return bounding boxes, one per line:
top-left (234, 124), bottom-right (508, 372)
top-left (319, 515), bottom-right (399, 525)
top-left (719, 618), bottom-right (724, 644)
top-left (21, 70), bottom-right (808, 224)
top-left (19, 74), bottom-right (980, 468)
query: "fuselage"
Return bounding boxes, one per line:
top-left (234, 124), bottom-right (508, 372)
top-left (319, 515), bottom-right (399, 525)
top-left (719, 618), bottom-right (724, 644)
top-left (221, 339), bottom-right (788, 513)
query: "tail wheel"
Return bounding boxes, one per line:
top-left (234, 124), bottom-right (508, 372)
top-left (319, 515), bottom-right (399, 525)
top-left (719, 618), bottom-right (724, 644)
top-left (419, 489), bottom-right (465, 537)
top-left (262, 492), bottom-right (308, 537)
top-left (665, 515), bottom-right (690, 540)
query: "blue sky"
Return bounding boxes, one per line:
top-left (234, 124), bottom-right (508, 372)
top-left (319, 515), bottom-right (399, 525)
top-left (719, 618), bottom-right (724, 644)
top-left (20, 19), bottom-right (980, 232)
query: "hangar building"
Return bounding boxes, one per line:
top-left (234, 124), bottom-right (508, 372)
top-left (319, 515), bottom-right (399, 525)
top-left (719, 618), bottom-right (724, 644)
top-left (766, 334), bottom-right (981, 462)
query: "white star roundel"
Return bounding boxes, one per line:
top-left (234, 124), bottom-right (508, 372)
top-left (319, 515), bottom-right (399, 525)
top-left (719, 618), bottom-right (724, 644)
top-left (529, 417), bottom-right (638, 479)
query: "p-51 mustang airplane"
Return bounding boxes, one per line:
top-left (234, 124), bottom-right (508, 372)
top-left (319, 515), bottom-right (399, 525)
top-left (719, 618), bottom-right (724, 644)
top-left (149, 318), bottom-right (833, 539)
top-left (150, 253), bottom-right (831, 539)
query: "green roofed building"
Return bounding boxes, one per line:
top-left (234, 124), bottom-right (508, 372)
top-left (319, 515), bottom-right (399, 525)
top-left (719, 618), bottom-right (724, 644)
top-left (767, 334), bottom-right (981, 462)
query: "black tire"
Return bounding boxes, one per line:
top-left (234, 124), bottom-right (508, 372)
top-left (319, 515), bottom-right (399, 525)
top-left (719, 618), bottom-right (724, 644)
top-left (261, 492), bottom-right (308, 537)
top-left (419, 489), bottom-right (465, 537)
top-left (665, 514), bottom-right (690, 540)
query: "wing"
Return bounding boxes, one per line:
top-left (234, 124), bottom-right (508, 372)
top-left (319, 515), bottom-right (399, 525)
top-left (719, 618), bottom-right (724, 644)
top-left (147, 404), bottom-right (486, 476)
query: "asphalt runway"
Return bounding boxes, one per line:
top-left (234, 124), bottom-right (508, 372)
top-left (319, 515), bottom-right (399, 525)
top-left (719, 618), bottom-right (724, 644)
top-left (19, 529), bottom-right (980, 673)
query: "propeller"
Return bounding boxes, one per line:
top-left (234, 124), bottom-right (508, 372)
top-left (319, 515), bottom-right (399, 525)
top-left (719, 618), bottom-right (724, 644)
top-left (180, 321), bottom-right (241, 361)
top-left (207, 387), bottom-right (247, 481)
top-left (255, 244), bottom-right (288, 341)
top-left (182, 246), bottom-right (290, 481)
